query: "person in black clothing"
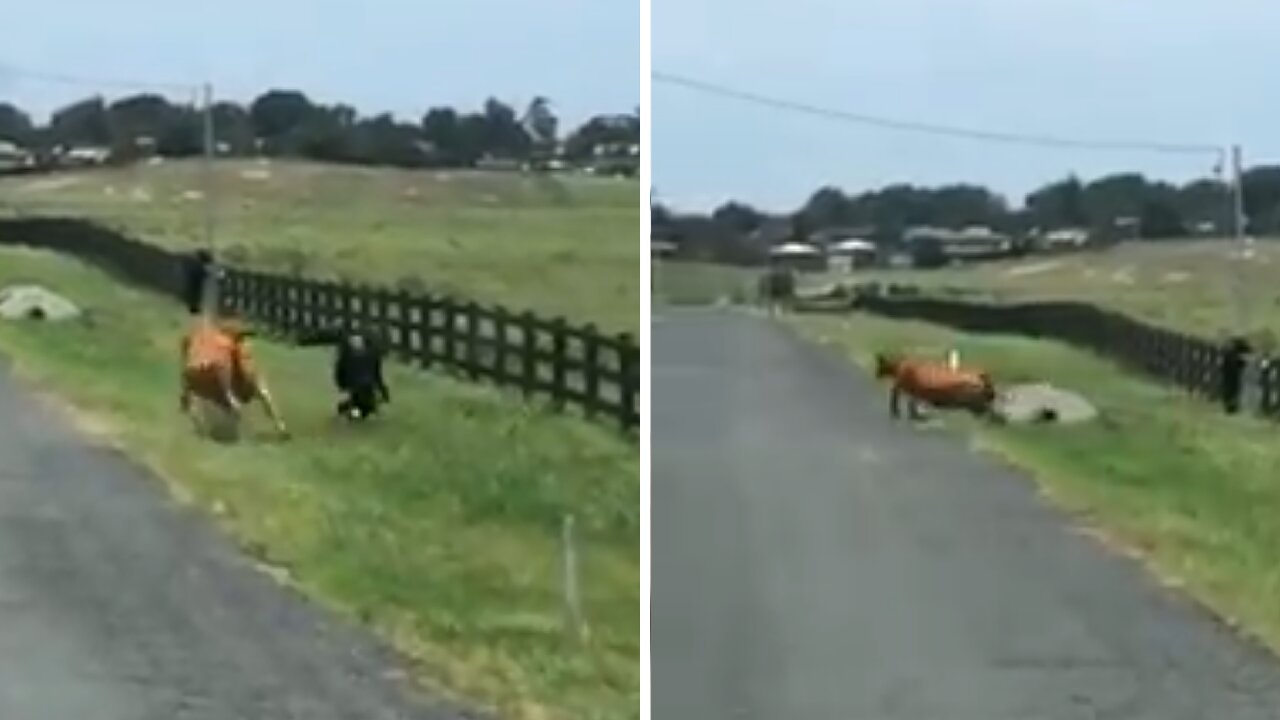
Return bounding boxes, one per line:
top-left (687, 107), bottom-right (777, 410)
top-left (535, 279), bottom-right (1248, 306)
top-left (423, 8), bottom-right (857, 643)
top-left (1221, 335), bottom-right (1252, 414)
top-left (334, 331), bottom-right (391, 420)
top-left (182, 249), bottom-right (214, 315)
top-left (298, 327), bottom-right (391, 420)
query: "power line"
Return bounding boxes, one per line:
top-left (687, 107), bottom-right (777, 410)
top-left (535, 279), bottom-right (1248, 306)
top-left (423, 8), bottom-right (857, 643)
top-left (0, 61), bottom-right (197, 95)
top-left (653, 70), bottom-right (1224, 157)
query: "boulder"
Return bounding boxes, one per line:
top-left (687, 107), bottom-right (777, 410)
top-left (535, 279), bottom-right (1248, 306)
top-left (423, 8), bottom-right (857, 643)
top-left (0, 285), bottom-right (82, 321)
top-left (994, 382), bottom-right (1097, 425)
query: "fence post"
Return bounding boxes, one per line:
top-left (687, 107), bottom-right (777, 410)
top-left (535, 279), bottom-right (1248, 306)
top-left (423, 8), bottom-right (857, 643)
top-left (441, 298), bottom-right (458, 372)
top-left (582, 325), bottom-right (601, 419)
top-left (619, 333), bottom-right (638, 431)
top-left (520, 312), bottom-right (538, 399)
top-left (465, 302), bottom-right (481, 380)
top-left (418, 294), bottom-right (438, 369)
top-left (550, 318), bottom-right (569, 411)
top-left (561, 513), bottom-right (587, 642)
top-left (492, 307), bottom-right (510, 385)
top-left (1243, 356), bottom-right (1264, 415)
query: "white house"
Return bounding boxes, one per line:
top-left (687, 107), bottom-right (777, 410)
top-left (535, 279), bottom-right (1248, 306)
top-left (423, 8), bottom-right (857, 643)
top-left (826, 238), bottom-right (878, 273)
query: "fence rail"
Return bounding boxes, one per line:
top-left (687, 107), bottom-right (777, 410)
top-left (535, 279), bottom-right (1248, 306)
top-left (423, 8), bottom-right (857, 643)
top-left (0, 218), bottom-right (639, 432)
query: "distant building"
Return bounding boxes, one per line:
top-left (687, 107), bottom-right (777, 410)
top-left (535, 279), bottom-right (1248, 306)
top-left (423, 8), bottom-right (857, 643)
top-left (1038, 227), bottom-right (1091, 251)
top-left (651, 239), bottom-right (678, 258)
top-left (60, 146), bottom-right (112, 167)
top-left (586, 143), bottom-right (639, 177)
top-left (475, 156), bottom-right (522, 172)
top-left (903, 225), bottom-right (1012, 263)
top-left (0, 140), bottom-right (32, 170)
top-left (826, 238), bottom-right (878, 273)
top-left (769, 241), bottom-right (826, 272)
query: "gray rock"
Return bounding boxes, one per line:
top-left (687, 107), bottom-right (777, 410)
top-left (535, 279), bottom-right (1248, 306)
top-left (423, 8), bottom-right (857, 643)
top-left (995, 382), bottom-right (1097, 425)
top-left (0, 285), bottom-right (82, 321)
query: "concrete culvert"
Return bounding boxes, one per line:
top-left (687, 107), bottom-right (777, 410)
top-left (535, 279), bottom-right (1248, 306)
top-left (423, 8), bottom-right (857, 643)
top-left (0, 285), bottom-right (82, 322)
top-left (994, 383), bottom-right (1097, 425)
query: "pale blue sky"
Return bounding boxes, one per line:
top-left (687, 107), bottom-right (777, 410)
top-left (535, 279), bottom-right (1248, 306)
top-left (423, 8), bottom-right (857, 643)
top-left (1, 0), bottom-right (638, 128)
top-left (654, 0), bottom-right (1280, 213)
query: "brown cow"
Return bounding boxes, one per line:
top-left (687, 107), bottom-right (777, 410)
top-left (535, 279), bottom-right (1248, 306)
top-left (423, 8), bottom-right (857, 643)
top-left (874, 352), bottom-right (998, 421)
top-left (179, 315), bottom-right (288, 439)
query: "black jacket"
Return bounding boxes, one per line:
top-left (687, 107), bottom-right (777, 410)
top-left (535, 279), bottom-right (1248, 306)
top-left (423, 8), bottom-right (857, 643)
top-left (182, 251), bottom-right (213, 314)
top-left (299, 328), bottom-right (390, 401)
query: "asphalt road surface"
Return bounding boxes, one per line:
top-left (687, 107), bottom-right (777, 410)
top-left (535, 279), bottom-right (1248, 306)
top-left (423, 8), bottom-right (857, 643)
top-left (652, 308), bottom-right (1280, 720)
top-left (0, 358), bottom-right (472, 720)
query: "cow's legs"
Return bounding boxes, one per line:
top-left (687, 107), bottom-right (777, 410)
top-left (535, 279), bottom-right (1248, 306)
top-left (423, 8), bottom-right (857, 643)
top-left (907, 395), bottom-right (926, 421)
top-left (890, 384), bottom-right (902, 418)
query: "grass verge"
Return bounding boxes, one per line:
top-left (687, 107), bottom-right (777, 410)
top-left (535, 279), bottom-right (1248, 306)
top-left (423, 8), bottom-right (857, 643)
top-left (653, 260), bottom-right (761, 307)
top-left (0, 246), bottom-right (638, 720)
top-left (787, 309), bottom-right (1280, 656)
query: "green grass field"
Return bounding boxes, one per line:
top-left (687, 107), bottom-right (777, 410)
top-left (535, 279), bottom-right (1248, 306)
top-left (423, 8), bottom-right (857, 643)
top-left (0, 160), bottom-right (640, 334)
top-left (652, 259), bottom-right (762, 307)
top-left (844, 240), bottom-right (1280, 345)
top-left (787, 309), bottom-right (1280, 664)
top-left (0, 246), bottom-right (638, 720)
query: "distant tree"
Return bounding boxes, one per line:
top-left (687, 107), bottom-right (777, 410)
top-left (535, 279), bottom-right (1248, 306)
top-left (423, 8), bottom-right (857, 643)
top-left (480, 98), bottom-right (531, 159)
top-left (1242, 166), bottom-right (1280, 234)
top-left (249, 90), bottom-right (315, 152)
top-left (0, 102), bottom-right (35, 144)
top-left (651, 199), bottom-right (674, 230)
top-left (155, 106), bottom-right (203, 157)
top-left (1026, 175), bottom-right (1087, 229)
top-left (800, 187), bottom-right (849, 230)
top-left (49, 97), bottom-right (111, 147)
top-left (211, 101), bottom-right (255, 155)
top-left (1177, 178), bottom-right (1229, 233)
top-left (350, 113), bottom-right (426, 168)
top-left (562, 113), bottom-right (638, 162)
top-left (712, 201), bottom-right (765, 235)
top-left (523, 97), bottom-right (559, 171)
top-left (0, 91), bottom-right (640, 174)
top-left (1139, 198), bottom-right (1187, 239)
top-left (292, 106), bottom-right (354, 163)
top-left (421, 106), bottom-right (462, 165)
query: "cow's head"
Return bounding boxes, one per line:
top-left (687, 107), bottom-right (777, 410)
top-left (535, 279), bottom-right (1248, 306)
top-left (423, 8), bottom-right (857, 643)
top-left (874, 352), bottom-right (900, 379)
top-left (216, 318), bottom-right (255, 343)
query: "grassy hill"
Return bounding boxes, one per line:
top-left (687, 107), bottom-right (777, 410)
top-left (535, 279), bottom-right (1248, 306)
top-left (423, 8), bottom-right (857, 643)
top-left (846, 240), bottom-right (1280, 344)
top-left (0, 160), bottom-right (640, 334)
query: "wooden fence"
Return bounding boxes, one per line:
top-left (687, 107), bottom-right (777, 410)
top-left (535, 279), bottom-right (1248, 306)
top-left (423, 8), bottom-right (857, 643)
top-left (848, 290), bottom-right (1229, 401)
top-left (790, 281), bottom-right (1269, 415)
top-left (0, 218), bottom-right (640, 432)
top-left (217, 268), bottom-right (639, 430)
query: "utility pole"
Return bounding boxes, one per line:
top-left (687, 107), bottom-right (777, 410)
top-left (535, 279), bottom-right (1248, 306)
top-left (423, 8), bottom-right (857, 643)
top-left (1229, 144), bottom-right (1248, 333)
top-left (200, 82), bottom-right (218, 311)
top-left (201, 82), bottom-right (215, 251)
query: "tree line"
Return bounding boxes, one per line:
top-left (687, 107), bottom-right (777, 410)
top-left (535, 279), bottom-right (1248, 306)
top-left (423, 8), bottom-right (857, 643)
top-left (0, 91), bottom-right (639, 172)
top-left (653, 168), bottom-right (1280, 265)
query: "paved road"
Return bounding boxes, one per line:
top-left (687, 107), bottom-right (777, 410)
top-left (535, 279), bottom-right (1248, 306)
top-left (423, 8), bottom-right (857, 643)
top-left (652, 308), bottom-right (1280, 720)
top-left (0, 358), bottom-right (472, 720)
